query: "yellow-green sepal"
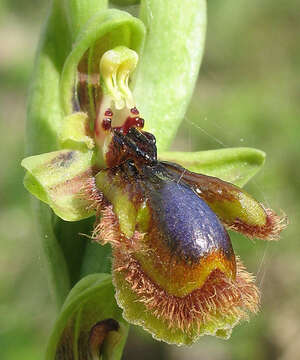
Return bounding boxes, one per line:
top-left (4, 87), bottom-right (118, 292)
top-left (159, 147), bottom-right (266, 187)
top-left (22, 149), bottom-right (97, 221)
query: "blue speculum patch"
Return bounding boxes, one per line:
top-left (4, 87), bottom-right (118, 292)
top-left (142, 164), bottom-right (234, 263)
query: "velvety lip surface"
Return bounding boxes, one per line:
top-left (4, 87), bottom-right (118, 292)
top-left (142, 164), bottom-right (234, 263)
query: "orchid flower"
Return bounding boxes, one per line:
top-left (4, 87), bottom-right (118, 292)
top-left (22, 0), bottom-right (286, 357)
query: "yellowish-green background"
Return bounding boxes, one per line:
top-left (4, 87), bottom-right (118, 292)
top-left (0, 1), bottom-right (299, 359)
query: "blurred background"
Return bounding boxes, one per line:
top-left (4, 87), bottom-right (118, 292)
top-left (0, 0), bottom-right (299, 359)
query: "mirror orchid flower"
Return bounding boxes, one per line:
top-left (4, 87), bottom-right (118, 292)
top-left (22, 44), bottom-right (286, 346)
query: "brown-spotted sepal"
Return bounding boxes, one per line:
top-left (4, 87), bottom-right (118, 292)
top-left (162, 161), bottom-right (287, 241)
top-left (21, 149), bottom-right (99, 221)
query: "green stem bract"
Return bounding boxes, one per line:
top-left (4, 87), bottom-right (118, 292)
top-left (26, 1), bottom-right (73, 308)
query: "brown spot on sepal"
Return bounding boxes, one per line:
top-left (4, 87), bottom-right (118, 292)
top-left (77, 51), bottom-right (89, 114)
top-left (51, 151), bottom-right (76, 168)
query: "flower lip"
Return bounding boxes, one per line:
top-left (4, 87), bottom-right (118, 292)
top-left (94, 156), bottom-right (237, 292)
top-left (161, 161), bottom-right (287, 241)
top-left (138, 162), bottom-right (235, 264)
top-left (89, 124), bottom-right (284, 341)
top-left (110, 158), bottom-right (236, 267)
top-left (91, 154), bottom-right (259, 342)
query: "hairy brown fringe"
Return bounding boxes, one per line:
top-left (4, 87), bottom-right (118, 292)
top-left (90, 203), bottom-right (145, 253)
top-left (227, 208), bottom-right (287, 241)
top-left (92, 205), bottom-right (120, 246)
top-left (80, 176), bottom-right (105, 212)
top-left (114, 252), bottom-right (260, 332)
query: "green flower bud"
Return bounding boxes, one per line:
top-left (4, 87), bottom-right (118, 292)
top-left (46, 274), bottom-right (128, 360)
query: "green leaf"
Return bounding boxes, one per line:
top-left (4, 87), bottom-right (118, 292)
top-left (134, 0), bottom-right (207, 151)
top-left (46, 274), bottom-right (129, 360)
top-left (159, 147), bottom-right (266, 187)
top-left (22, 149), bottom-right (97, 221)
top-left (80, 243), bottom-right (112, 278)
